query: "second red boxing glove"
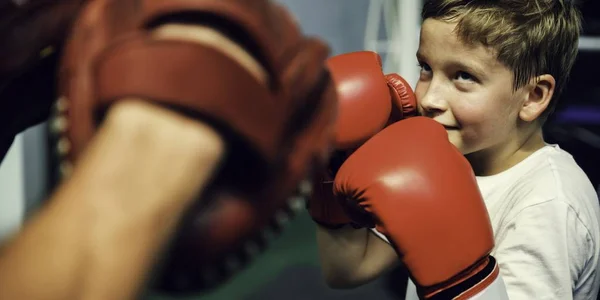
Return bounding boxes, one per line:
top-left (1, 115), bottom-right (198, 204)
top-left (307, 51), bottom-right (416, 229)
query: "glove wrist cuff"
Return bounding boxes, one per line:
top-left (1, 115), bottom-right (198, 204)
top-left (418, 255), bottom-right (500, 300)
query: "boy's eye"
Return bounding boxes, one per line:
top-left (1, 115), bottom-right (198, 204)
top-left (418, 62), bottom-right (431, 72)
top-left (456, 71), bottom-right (475, 82)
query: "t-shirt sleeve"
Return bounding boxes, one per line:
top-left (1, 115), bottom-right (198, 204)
top-left (493, 199), bottom-right (593, 300)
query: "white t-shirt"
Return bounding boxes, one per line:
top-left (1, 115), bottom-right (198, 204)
top-left (374, 144), bottom-right (600, 300)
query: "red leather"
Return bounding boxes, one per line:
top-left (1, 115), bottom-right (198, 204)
top-left (307, 51), bottom-right (416, 229)
top-left (55, 0), bottom-right (337, 294)
top-left (386, 73), bottom-right (417, 124)
top-left (326, 51), bottom-right (391, 149)
top-left (333, 117), bottom-right (494, 290)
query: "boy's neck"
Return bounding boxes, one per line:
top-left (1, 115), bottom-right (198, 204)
top-left (466, 127), bottom-right (546, 177)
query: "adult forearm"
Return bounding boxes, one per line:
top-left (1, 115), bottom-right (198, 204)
top-left (0, 181), bottom-right (94, 300)
top-left (0, 182), bottom-right (173, 300)
top-left (76, 101), bottom-right (224, 300)
top-left (0, 101), bottom-right (224, 300)
top-left (0, 176), bottom-right (184, 300)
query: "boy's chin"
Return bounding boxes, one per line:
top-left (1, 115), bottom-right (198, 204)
top-left (445, 130), bottom-right (467, 154)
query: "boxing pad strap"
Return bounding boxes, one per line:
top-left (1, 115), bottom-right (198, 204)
top-left (95, 38), bottom-right (282, 159)
top-left (139, 0), bottom-right (299, 76)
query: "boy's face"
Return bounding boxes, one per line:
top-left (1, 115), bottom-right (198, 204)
top-left (415, 18), bottom-right (528, 156)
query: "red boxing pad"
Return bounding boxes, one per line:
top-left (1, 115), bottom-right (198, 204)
top-left (53, 0), bottom-right (338, 295)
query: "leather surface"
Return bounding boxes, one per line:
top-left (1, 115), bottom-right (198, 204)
top-left (55, 0), bottom-right (338, 294)
top-left (334, 117), bottom-right (494, 288)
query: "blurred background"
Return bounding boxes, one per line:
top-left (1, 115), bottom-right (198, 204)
top-left (0, 0), bottom-right (599, 299)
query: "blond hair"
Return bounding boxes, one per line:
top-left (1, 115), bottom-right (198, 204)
top-left (422, 0), bottom-right (582, 119)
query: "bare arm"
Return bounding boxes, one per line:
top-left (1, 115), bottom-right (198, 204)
top-left (0, 100), bottom-right (224, 300)
top-left (316, 226), bottom-right (400, 288)
top-left (0, 23), bottom-right (263, 300)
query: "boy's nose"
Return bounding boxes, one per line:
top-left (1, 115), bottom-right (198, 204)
top-left (418, 87), bottom-right (449, 117)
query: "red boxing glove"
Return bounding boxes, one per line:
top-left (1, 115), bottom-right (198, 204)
top-left (307, 51), bottom-right (416, 229)
top-left (334, 117), bottom-right (499, 299)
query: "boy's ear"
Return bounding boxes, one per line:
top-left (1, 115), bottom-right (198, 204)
top-left (519, 74), bottom-right (555, 122)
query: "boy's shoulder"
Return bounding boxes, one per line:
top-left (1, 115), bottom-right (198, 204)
top-left (479, 144), bottom-right (599, 225)
top-left (516, 144), bottom-right (597, 206)
top-left (485, 146), bottom-right (600, 300)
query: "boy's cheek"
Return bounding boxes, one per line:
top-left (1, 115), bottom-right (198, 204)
top-left (414, 82), bottom-right (428, 110)
top-left (451, 101), bottom-right (490, 126)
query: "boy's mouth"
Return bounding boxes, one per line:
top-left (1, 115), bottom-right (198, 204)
top-left (428, 117), bottom-right (459, 130)
top-left (443, 125), bottom-right (460, 130)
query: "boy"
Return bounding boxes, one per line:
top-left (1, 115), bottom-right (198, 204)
top-left (312, 0), bottom-right (600, 299)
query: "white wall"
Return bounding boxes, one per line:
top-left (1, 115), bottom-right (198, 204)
top-left (0, 134), bottom-right (25, 243)
top-left (0, 123), bottom-right (48, 244)
top-left (277, 0), bottom-right (422, 87)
